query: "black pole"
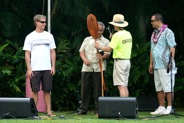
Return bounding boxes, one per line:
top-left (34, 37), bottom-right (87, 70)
top-left (167, 52), bottom-right (174, 114)
top-left (167, 52), bottom-right (182, 117)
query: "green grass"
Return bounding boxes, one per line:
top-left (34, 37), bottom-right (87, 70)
top-left (0, 110), bottom-right (184, 123)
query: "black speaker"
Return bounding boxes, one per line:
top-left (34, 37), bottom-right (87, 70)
top-left (137, 96), bottom-right (159, 111)
top-left (98, 97), bottom-right (138, 118)
top-left (0, 98), bottom-right (38, 118)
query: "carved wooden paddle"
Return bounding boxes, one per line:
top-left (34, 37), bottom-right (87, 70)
top-left (87, 14), bottom-right (106, 96)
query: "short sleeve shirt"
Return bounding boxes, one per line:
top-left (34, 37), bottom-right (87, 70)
top-left (23, 31), bottom-right (56, 71)
top-left (151, 28), bottom-right (177, 69)
top-left (109, 30), bottom-right (132, 59)
top-left (79, 36), bottom-right (110, 72)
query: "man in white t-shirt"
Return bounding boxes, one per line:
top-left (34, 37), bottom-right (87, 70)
top-left (23, 14), bottom-right (56, 117)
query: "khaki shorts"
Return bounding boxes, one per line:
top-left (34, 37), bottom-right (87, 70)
top-left (154, 69), bottom-right (175, 92)
top-left (113, 60), bottom-right (130, 86)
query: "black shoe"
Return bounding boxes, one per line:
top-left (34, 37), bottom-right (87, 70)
top-left (77, 111), bottom-right (87, 115)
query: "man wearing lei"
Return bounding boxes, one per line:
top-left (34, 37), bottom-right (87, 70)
top-left (149, 13), bottom-right (177, 115)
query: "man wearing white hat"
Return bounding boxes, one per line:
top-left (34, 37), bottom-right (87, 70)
top-left (95, 14), bottom-right (132, 97)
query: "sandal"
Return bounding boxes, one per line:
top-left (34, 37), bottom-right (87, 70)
top-left (48, 113), bottom-right (56, 117)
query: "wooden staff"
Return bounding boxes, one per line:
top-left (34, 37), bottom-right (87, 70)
top-left (87, 14), bottom-right (105, 96)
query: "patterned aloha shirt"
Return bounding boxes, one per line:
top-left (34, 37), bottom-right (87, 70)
top-left (151, 28), bottom-right (177, 69)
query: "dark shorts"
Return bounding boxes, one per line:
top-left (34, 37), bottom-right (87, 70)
top-left (30, 70), bottom-right (53, 92)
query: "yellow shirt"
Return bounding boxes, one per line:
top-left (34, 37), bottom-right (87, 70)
top-left (109, 30), bottom-right (132, 59)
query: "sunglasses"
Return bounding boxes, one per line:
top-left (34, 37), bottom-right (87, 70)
top-left (38, 20), bottom-right (47, 24)
top-left (151, 20), bottom-right (158, 22)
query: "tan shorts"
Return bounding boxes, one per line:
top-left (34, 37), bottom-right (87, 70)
top-left (113, 60), bottom-right (130, 86)
top-left (154, 69), bottom-right (175, 92)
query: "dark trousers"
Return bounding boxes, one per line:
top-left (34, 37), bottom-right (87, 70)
top-left (79, 72), bottom-right (103, 113)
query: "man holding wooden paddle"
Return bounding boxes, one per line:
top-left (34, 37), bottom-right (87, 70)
top-left (78, 21), bottom-right (110, 115)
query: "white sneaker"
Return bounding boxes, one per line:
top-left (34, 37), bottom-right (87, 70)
top-left (163, 107), bottom-right (171, 115)
top-left (150, 107), bottom-right (165, 115)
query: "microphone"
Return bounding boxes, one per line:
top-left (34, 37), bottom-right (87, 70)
top-left (167, 64), bottom-right (170, 73)
top-left (106, 26), bottom-right (111, 34)
top-left (167, 52), bottom-right (172, 73)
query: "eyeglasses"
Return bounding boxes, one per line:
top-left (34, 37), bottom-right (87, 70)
top-left (38, 20), bottom-right (46, 24)
top-left (151, 20), bottom-right (158, 22)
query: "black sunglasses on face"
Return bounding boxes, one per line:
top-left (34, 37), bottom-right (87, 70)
top-left (38, 20), bottom-right (46, 24)
top-left (151, 20), bottom-right (158, 22)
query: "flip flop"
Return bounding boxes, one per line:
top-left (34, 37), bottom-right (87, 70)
top-left (48, 113), bottom-right (56, 117)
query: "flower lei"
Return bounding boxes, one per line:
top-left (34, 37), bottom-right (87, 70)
top-left (151, 24), bottom-right (168, 43)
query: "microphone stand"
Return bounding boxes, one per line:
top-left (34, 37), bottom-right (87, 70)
top-left (167, 52), bottom-right (182, 117)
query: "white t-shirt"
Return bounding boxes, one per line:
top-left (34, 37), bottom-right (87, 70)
top-left (23, 31), bottom-right (56, 71)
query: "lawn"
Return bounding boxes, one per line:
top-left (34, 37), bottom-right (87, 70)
top-left (0, 109), bottom-right (184, 123)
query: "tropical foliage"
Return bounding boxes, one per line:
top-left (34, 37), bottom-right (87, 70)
top-left (0, 0), bottom-right (184, 111)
